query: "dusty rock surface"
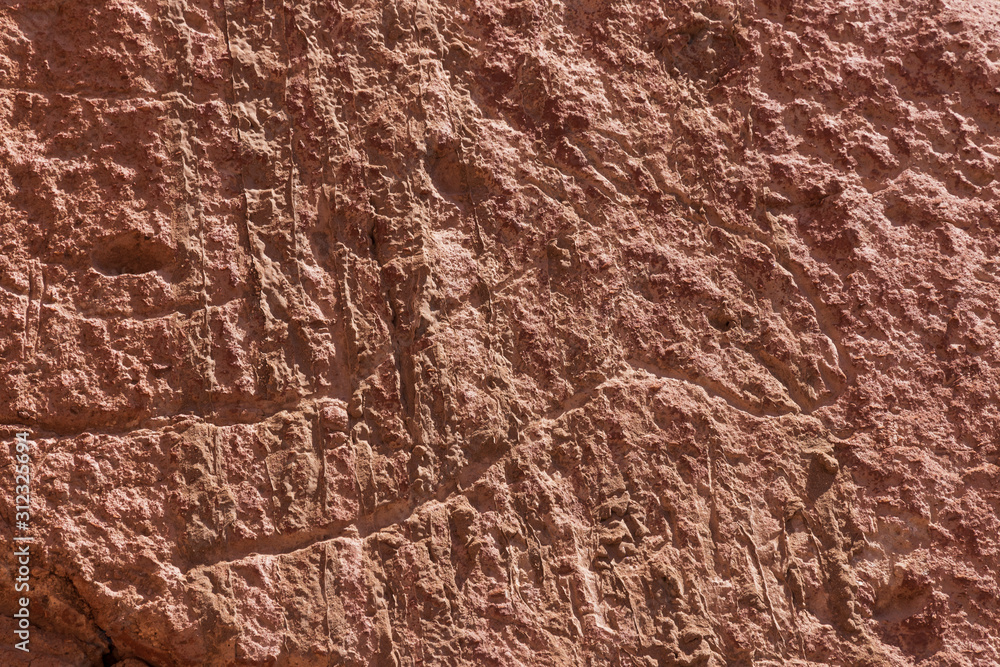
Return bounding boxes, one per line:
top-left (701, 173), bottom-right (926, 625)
top-left (1, 0), bottom-right (999, 665)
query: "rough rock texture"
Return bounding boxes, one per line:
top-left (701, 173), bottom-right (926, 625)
top-left (1, 0), bottom-right (999, 665)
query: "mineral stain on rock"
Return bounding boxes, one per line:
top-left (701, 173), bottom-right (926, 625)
top-left (2, 0), bottom-right (1000, 665)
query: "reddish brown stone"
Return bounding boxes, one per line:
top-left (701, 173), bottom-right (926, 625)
top-left (2, 0), bottom-right (999, 665)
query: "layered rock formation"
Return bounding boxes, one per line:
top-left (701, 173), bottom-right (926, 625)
top-left (1, 0), bottom-right (999, 664)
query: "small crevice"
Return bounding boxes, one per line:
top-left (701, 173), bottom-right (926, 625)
top-left (97, 625), bottom-right (117, 666)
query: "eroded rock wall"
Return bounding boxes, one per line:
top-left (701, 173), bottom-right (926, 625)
top-left (1, 0), bottom-right (999, 665)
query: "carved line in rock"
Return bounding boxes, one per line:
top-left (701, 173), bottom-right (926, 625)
top-left (627, 358), bottom-right (788, 419)
top-left (181, 357), bottom-right (774, 574)
top-left (531, 147), bottom-right (850, 417)
top-left (0, 86), bottom-right (224, 105)
top-left (186, 441), bottom-right (497, 572)
top-left (186, 447), bottom-right (501, 576)
top-left (22, 259), bottom-right (44, 362)
top-left (465, 86), bottom-right (848, 417)
top-left (276, 0), bottom-right (317, 392)
top-left (412, 27), bottom-right (852, 417)
top-left (162, 0), bottom-right (217, 409)
top-left (220, 0), bottom-right (320, 406)
top-left (652, 184), bottom-right (853, 417)
top-left (0, 396), bottom-right (310, 440)
top-left (182, 369), bottom-right (612, 572)
top-left (218, 0), bottom-right (266, 345)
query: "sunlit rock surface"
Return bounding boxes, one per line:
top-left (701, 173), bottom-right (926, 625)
top-left (1, 0), bottom-right (999, 664)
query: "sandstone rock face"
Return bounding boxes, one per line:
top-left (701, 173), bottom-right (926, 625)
top-left (1, 0), bottom-right (999, 665)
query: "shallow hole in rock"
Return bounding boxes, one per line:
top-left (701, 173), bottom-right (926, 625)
top-left (708, 308), bottom-right (739, 332)
top-left (91, 232), bottom-right (172, 276)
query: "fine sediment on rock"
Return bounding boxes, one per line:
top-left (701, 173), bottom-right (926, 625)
top-left (1, 0), bottom-right (999, 665)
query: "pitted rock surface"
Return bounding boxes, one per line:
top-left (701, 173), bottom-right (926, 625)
top-left (1, 0), bottom-right (999, 665)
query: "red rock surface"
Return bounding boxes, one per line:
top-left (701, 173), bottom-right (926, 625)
top-left (1, 0), bottom-right (999, 665)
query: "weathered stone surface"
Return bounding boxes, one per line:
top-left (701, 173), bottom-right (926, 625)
top-left (1, 0), bottom-right (999, 665)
